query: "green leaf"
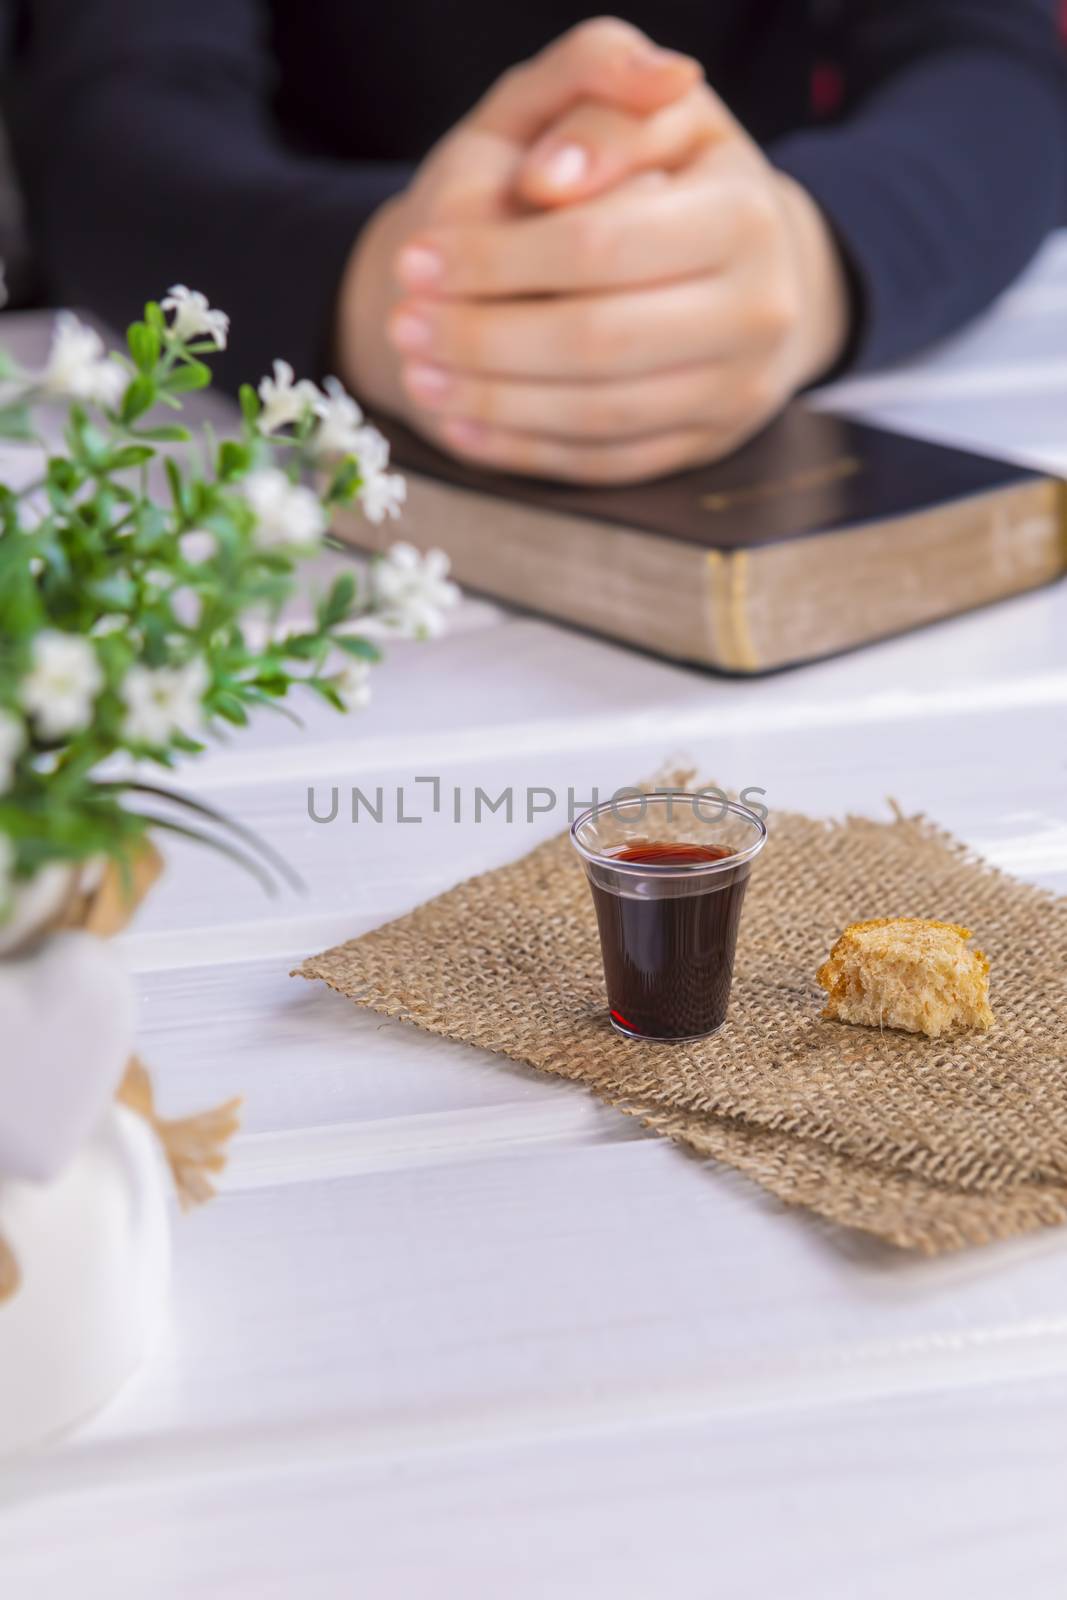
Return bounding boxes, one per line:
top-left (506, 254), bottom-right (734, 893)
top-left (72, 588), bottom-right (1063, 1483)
top-left (46, 456), bottom-right (81, 494)
top-left (144, 301), bottom-right (166, 334)
top-left (121, 374), bottom-right (157, 424)
top-left (333, 633), bottom-right (382, 663)
top-left (276, 633), bottom-right (321, 660)
top-left (239, 384), bottom-right (261, 426)
top-left (167, 361), bottom-right (211, 394)
top-left (133, 425), bottom-right (191, 443)
top-left (210, 691), bottom-right (249, 726)
top-left (308, 679), bottom-right (345, 713)
top-left (107, 444), bottom-right (155, 471)
top-left (127, 321), bottom-right (160, 373)
top-left (164, 457), bottom-right (186, 517)
top-left (317, 571), bottom-right (356, 628)
top-left (131, 501), bottom-right (168, 550)
top-left (325, 458), bottom-right (360, 504)
top-left (64, 408), bottom-right (109, 465)
top-left (170, 732), bottom-right (206, 754)
top-left (217, 440), bottom-right (250, 480)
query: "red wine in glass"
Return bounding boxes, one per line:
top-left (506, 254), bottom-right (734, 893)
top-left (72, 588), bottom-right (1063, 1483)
top-left (571, 797), bottom-right (767, 1043)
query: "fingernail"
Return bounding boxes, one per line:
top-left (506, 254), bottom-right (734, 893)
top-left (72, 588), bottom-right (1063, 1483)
top-left (405, 362), bottom-right (451, 403)
top-left (535, 142), bottom-right (589, 191)
top-left (397, 244), bottom-right (444, 289)
top-left (630, 44), bottom-right (697, 74)
top-left (442, 417), bottom-right (487, 450)
top-left (388, 310), bottom-right (432, 352)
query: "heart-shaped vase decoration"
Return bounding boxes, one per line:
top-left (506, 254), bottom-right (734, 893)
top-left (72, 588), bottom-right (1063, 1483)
top-left (0, 930), bottom-right (135, 1183)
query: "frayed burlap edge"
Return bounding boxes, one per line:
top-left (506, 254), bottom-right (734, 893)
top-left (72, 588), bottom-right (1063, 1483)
top-left (634, 1108), bottom-right (1067, 1254)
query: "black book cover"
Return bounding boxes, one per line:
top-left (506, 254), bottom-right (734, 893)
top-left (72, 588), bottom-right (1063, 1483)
top-left (382, 405), bottom-right (1040, 552)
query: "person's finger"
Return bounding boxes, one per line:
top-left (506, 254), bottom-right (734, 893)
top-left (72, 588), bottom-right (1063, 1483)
top-left (467, 18), bottom-right (701, 144)
top-left (386, 269), bottom-right (796, 380)
top-left (425, 415), bottom-right (760, 485)
top-left (396, 176), bottom-right (771, 297)
top-left (513, 86), bottom-right (738, 208)
top-left (400, 357), bottom-right (775, 441)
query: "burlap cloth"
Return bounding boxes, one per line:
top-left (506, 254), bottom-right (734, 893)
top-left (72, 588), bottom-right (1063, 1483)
top-left (295, 801), bottom-right (1067, 1253)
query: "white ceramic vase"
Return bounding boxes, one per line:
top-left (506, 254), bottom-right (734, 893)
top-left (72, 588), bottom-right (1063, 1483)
top-left (0, 1106), bottom-right (170, 1455)
top-left (0, 866), bottom-right (171, 1454)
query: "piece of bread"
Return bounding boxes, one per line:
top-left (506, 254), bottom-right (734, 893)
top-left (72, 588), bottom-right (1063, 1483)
top-left (816, 918), bottom-right (993, 1038)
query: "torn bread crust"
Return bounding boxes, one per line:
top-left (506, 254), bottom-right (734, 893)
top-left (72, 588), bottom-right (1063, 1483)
top-left (817, 917), bottom-right (994, 1039)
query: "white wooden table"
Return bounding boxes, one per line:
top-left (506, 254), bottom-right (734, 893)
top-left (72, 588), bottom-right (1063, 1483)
top-left (3, 235), bottom-right (1067, 1598)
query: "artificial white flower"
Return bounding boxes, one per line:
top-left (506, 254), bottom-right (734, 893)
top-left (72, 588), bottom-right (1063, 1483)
top-left (0, 708), bottom-right (24, 792)
top-left (352, 423), bottom-right (390, 475)
top-left (178, 528), bottom-right (218, 565)
top-left (373, 543), bottom-right (459, 637)
top-left (359, 465), bottom-right (407, 526)
top-left (307, 399), bottom-right (406, 524)
top-left (161, 285), bottom-right (230, 349)
top-left (257, 359), bottom-right (320, 436)
top-left (311, 375), bottom-right (365, 457)
top-left (241, 467), bottom-right (326, 550)
top-left (41, 313), bottom-right (127, 408)
top-left (330, 657), bottom-right (372, 712)
top-left (339, 421), bottom-right (405, 523)
top-left (123, 657), bottom-right (209, 746)
top-left (20, 631), bottom-right (105, 739)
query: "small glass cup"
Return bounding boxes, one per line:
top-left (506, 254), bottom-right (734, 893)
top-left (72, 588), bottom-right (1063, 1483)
top-left (570, 792), bottom-right (767, 1043)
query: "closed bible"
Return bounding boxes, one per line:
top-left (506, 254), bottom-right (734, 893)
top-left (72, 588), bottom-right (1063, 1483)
top-left (335, 406), bottom-right (1066, 673)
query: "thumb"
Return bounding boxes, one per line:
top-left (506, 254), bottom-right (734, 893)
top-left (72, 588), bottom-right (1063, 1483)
top-left (466, 18), bottom-right (701, 146)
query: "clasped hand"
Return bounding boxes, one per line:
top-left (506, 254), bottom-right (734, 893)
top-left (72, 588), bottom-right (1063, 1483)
top-left (339, 18), bottom-right (849, 484)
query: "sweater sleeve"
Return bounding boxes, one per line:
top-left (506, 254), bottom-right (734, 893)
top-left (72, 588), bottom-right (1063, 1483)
top-left (5, 0), bottom-right (413, 391)
top-left (769, 0), bottom-right (1067, 373)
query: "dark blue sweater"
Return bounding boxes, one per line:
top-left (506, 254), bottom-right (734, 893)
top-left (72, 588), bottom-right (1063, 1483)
top-left (5, 1), bottom-right (1065, 392)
